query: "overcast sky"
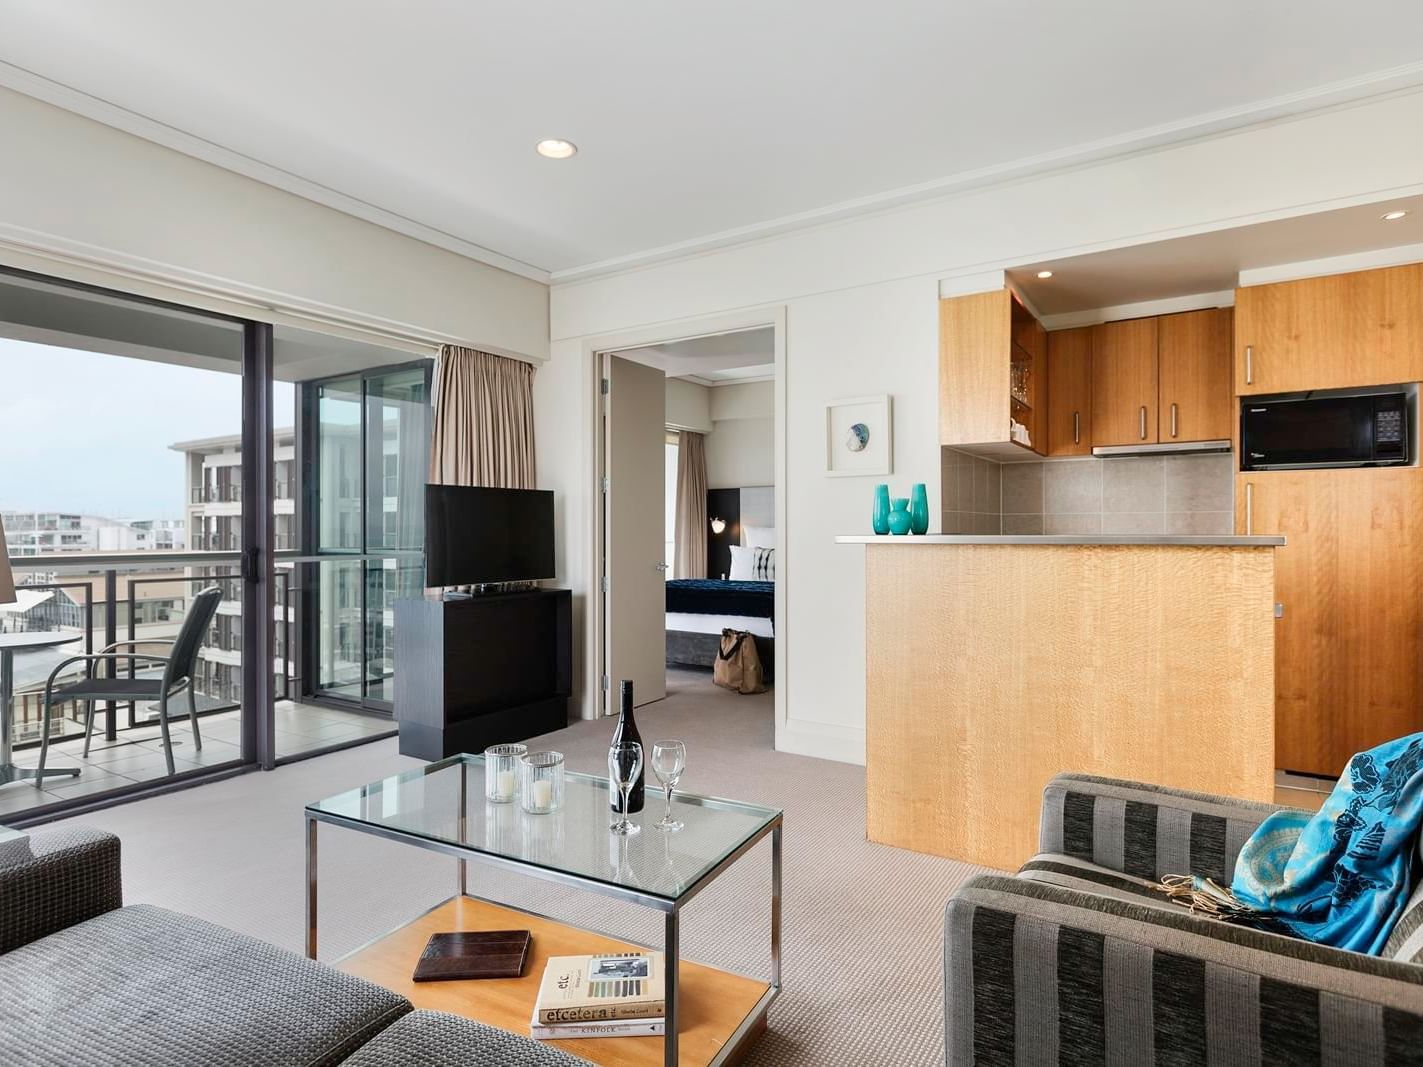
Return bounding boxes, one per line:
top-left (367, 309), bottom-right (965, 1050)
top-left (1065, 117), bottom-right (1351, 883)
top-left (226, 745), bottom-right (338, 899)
top-left (0, 336), bottom-right (294, 519)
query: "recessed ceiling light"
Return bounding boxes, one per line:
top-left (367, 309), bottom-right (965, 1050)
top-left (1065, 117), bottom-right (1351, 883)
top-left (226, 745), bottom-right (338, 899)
top-left (535, 139), bottom-right (577, 160)
top-left (1036, 270), bottom-right (1054, 279)
top-left (1382, 209), bottom-right (1409, 221)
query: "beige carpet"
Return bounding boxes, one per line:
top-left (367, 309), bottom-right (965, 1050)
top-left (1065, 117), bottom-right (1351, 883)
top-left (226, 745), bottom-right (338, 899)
top-left (53, 670), bottom-right (985, 1066)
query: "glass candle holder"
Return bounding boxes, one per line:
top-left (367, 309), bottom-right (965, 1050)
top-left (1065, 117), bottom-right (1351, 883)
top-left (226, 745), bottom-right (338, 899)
top-left (484, 744), bottom-right (527, 803)
top-left (520, 751), bottom-right (564, 814)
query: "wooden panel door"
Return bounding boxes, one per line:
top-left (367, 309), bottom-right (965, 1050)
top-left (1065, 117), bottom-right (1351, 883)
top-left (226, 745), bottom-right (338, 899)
top-left (1235, 264), bottom-right (1423, 395)
top-left (1046, 327), bottom-right (1092, 456)
top-left (603, 354), bottom-right (668, 708)
top-left (1159, 308), bottom-right (1232, 443)
top-left (1090, 317), bottom-right (1158, 446)
top-left (939, 291), bottom-right (1011, 447)
top-left (1238, 469), bottom-right (1423, 776)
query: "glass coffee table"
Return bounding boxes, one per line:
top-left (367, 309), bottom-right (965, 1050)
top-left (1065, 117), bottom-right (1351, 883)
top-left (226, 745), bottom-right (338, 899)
top-left (306, 753), bottom-right (783, 1067)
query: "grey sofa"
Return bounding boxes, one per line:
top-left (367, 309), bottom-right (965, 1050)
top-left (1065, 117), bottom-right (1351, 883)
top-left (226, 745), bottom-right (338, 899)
top-left (0, 827), bottom-right (590, 1067)
top-left (945, 774), bottom-right (1423, 1065)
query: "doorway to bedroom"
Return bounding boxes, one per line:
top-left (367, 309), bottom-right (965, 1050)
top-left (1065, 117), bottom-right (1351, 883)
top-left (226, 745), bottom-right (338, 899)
top-left (600, 326), bottom-right (778, 711)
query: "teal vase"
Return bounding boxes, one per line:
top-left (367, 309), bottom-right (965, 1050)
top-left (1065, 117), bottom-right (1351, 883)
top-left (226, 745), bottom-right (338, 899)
top-left (909, 483), bottom-right (929, 535)
top-left (872, 484), bottom-right (891, 535)
top-left (887, 498), bottom-right (912, 535)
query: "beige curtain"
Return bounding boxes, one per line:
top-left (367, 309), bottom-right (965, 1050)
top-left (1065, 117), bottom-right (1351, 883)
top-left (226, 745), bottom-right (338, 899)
top-left (674, 431), bottom-right (708, 579)
top-left (429, 345), bottom-right (537, 489)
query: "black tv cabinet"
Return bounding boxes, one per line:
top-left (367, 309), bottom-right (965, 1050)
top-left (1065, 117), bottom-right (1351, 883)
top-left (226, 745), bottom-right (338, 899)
top-left (394, 588), bottom-right (572, 761)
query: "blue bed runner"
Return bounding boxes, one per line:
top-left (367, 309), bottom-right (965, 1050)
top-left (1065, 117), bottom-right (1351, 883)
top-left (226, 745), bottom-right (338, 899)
top-left (665, 579), bottom-right (774, 619)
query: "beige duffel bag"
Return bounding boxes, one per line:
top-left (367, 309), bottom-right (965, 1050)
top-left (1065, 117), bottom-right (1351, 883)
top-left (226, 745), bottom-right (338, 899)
top-left (713, 629), bottom-right (766, 694)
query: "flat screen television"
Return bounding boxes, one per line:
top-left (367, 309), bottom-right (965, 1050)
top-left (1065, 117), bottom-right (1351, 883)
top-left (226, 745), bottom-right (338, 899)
top-left (425, 484), bottom-right (555, 587)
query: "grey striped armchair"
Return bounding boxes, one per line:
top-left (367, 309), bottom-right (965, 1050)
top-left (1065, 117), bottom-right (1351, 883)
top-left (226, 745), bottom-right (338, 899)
top-left (944, 774), bottom-right (1423, 1065)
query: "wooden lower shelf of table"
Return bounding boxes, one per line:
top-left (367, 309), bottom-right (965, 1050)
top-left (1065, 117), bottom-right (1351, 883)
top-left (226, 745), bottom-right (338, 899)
top-left (338, 896), bottom-right (771, 1067)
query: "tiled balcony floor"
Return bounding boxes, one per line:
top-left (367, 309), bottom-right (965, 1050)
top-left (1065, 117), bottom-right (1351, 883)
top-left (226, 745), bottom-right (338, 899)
top-left (0, 701), bottom-right (393, 821)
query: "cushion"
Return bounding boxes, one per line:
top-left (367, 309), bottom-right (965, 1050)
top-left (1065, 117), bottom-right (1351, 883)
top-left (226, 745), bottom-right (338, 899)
top-left (742, 524), bottom-right (775, 549)
top-left (1016, 852), bottom-right (1180, 913)
top-left (1383, 838), bottom-right (1423, 962)
top-left (340, 1009), bottom-right (593, 1067)
top-left (0, 903), bottom-right (410, 1066)
top-left (729, 544), bottom-right (774, 581)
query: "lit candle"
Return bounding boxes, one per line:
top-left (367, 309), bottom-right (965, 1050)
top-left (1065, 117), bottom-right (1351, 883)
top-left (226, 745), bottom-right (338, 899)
top-left (496, 770), bottom-right (516, 800)
top-left (531, 779), bottom-right (553, 810)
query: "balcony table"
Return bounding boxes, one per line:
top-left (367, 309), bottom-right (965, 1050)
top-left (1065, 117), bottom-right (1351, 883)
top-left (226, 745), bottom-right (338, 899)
top-left (0, 631), bottom-right (82, 788)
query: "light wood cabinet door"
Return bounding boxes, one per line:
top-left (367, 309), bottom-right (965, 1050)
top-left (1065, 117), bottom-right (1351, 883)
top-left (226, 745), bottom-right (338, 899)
top-left (1235, 264), bottom-right (1423, 395)
top-left (1090, 317), bottom-right (1158, 446)
top-left (1237, 469), bottom-right (1423, 776)
top-left (1046, 327), bottom-right (1092, 456)
top-left (1159, 308), bottom-right (1232, 443)
top-left (940, 291), bottom-right (1011, 447)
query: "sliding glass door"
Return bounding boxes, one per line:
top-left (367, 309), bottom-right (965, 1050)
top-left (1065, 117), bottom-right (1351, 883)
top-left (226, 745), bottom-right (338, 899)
top-left (307, 362), bottom-right (430, 712)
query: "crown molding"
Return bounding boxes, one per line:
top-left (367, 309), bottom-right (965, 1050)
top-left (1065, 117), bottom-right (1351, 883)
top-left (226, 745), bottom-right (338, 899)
top-left (0, 61), bottom-right (551, 285)
top-left (551, 63), bottom-right (1423, 284)
top-left (7, 55), bottom-right (1423, 291)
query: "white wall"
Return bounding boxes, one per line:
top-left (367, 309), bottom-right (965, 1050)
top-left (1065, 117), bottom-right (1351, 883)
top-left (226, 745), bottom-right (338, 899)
top-left (706, 380), bottom-right (774, 489)
top-left (0, 87), bottom-right (548, 361)
top-left (543, 90), bottom-right (1423, 763)
top-left (665, 379), bottom-right (712, 434)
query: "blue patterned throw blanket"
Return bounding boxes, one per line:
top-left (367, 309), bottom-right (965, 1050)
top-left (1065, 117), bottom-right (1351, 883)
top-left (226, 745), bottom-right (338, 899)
top-left (1167, 733), bottom-right (1423, 955)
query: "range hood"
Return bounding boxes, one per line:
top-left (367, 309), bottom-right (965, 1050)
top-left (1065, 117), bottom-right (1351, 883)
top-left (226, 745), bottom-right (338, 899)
top-left (1091, 439), bottom-right (1232, 458)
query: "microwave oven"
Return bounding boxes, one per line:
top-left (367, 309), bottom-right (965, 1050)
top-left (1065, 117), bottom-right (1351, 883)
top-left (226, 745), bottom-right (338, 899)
top-left (1240, 392), bottom-right (1409, 471)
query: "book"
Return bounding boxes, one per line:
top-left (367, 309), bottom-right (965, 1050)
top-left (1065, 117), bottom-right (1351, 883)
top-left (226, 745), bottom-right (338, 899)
top-left (533, 951), bottom-right (666, 1024)
top-left (410, 930), bottom-right (531, 982)
top-left (529, 1005), bottom-right (665, 1040)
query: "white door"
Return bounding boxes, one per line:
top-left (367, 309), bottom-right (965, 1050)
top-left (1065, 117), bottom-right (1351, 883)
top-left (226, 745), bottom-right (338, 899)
top-left (603, 354), bottom-right (667, 709)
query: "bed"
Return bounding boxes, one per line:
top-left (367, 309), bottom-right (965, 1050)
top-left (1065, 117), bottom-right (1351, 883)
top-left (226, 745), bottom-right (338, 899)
top-left (665, 578), bottom-right (775, 680)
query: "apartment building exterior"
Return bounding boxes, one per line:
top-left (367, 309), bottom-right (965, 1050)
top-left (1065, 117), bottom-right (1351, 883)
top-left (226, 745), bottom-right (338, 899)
top-left (170, 430), bottom-right (298, 706)
top-left (2, 511), bottom-right (186, 556)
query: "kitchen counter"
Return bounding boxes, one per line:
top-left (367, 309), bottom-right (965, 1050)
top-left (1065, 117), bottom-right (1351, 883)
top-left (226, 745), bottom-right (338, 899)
top-left (837, 534), bottom-right (1284, 546)
top-left (855, 535), bottom-right (1277, 870)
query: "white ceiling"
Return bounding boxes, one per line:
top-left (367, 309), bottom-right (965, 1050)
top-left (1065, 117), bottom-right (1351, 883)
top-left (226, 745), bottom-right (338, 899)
top-left (615, 328), bottom-right (774, 385)
top-left (1009, 194), bottom-right (1423, 318)
top-left (3, 1), bottom-right (1423, 280)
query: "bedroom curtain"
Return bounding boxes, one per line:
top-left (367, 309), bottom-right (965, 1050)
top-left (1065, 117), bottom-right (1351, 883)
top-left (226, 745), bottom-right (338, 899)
top-left (674, 430), bottom-right (708, 579)
top-left (428, 345), bottom-right (537, 489)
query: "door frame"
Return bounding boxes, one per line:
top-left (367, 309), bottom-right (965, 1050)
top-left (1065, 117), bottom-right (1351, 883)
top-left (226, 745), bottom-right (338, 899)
top-left (584, 306), bottom-right (788, 744)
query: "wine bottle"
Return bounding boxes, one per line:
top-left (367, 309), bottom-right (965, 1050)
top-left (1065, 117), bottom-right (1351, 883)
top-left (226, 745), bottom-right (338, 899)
top-left (610, 679), bottom-right (645, 813)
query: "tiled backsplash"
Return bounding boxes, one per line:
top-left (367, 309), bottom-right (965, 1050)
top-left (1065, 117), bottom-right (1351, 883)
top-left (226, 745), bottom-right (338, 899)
top-left (940, 449), bottom-right (1003, 534)
top-left (941, 448), bottom-right (1236, 536)
top-left (1002, 453), bottom-right (1235, 535)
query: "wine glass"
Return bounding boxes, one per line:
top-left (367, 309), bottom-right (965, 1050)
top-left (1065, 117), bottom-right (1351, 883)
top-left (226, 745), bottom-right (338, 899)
top-left (651, 740), bottom-right (686, 832)
top-left (608, 741), bottom-right (643, 836)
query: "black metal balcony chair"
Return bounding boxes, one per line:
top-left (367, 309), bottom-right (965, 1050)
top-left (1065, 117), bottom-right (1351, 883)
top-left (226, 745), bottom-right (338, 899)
top-left (35, 586), bottom-right (223, 782)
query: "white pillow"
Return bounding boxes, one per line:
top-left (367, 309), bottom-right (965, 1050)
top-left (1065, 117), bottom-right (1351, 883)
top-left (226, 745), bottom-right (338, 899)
top-left (729, 545), bottom-right (775, 581)
top-left (743, 524), bottom-right (776, 549)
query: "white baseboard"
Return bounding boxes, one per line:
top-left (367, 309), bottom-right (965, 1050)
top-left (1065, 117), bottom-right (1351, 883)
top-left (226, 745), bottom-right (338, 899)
top-left (775, 720), bottom-right (866, 766)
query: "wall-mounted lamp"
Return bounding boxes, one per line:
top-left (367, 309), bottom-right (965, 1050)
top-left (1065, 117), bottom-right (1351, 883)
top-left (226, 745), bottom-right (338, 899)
top-left (709, 517), bottom-right (726, 535)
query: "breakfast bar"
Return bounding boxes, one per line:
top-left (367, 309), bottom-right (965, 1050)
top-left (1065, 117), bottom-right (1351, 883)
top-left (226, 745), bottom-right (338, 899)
top-left (837, 534), bottom-right (1284, 871)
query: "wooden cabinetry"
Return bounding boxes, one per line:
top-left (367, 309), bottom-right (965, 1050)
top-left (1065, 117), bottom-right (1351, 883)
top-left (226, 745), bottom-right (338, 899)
top-left (1236, 468), bottom-right (1423, 776)
top-left (1235, 264), bottom-right (1423, 395)
top-left (939, 290), bottom-right (1047, 456)
top-left (1159, 308), bottom-right (1233, 442)
top-left (1089, 309), bottom-right (1232, 448)
top-left (1090, 318), bottom-right (1158, 446)
top-left (1046, 327), bottom-right (1092, 456)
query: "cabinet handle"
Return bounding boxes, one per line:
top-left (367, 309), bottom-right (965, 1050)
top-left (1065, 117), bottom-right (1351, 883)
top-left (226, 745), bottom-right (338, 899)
top-left (1245, 344), bottom-right (1254, 386)
top-left (1073, 411), bottom-right (1080, 445)
top-left (1170, 403), bottom-right (1178, 438)
top-left (1245, 482), bottom-right (1253, 535)
top-left (1139, 405), bottom-right (1147, 441)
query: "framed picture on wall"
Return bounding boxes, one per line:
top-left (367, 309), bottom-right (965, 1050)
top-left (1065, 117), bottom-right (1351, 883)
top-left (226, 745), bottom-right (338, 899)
top-left (825, 394), bottom-right (892, 476)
